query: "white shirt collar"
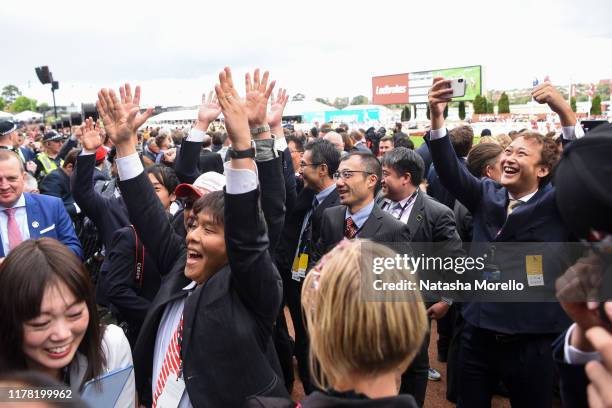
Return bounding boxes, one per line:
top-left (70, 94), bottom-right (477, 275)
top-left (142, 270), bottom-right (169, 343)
top-left (183, 281), bottom-right (197, 291)
top-left (508, 190), bottom-right (537, 203)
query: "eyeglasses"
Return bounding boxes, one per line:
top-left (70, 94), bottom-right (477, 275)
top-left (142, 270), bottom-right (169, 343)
top-left (299, 162), bottom-right (322, 169)
top-left (333, 170), bottom-right (374, 180)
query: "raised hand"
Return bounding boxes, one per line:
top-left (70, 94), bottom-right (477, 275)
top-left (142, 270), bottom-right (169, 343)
top-left (79, 117), bottom-right (104, 151)
top-left (531, 82), bottom-right (575, 126)
top-left (96, 83), bottom-right (153, 149)
top-left (267, 88), bottom-right (289, 129)
top-left (195, 91), bottom-right (222, 131)
top-left (244, 68), bottom-right (276, 127)
top-left (214, 67), bottom-right (251, 151)
top-left (428, 77), bottom-right (453, 123)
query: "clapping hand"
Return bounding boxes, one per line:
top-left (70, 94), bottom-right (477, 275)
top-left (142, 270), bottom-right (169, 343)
top-left (96, 83), bottom-right (153, 153)
top-left (195, 91), bottom-right (222, 132)
top-left (79, 117), bottom-right (104, 151)
top-left (267, 88), bottom-right (289, 130)
top-left (245, 68), bottom-right (276, 129)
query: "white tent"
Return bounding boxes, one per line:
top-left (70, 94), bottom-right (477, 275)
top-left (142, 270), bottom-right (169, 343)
top-left (0, 111), bottom-right (13, 120)
top-left (13, 110), bottom-right (43, 122)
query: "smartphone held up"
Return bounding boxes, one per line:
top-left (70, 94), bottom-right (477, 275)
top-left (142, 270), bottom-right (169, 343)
top-left (447, 78), bottom-right (466, 99)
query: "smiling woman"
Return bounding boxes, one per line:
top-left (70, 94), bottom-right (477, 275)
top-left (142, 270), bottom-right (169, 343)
top-left (0, 238), bottom-right (135, 407)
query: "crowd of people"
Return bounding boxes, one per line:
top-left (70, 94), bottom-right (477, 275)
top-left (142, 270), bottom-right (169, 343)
top-left (0, 69), bottom-right (610, 408)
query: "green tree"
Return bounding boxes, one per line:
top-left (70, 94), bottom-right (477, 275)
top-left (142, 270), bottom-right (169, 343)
top-left (10, 96), bottom-right (37, 112)
top-left (473, 95), bottom-right (484, 114)
top-left (413, 104), bottom-right (417, 119)
top-left (498, 92), bottom-right (510, 114)
top-left (1, 85), bottom-right (21, 104)
top-left (458, 101), bottom-right (466, 120)
top-left (37, 102), bottom-right (50, 113)
top-left (591, 95), bottom-right (602, 115)
top-left (596, 83), bottom-right (611, 100)
top-left (0, 98), bottom-right (5, 111)
top-left (292, 93), bottom-right (306, 101)
top-left (333, 97), bottom-right (349, 109)
top-left (350, 95), bottom-right (369, 105)
top-left (315, 97), bottom-right (331, 106)
top-left (401, 105), bottom-right (411, 121)
top-left (426, 104), bottom-right (430, 120)
top-left (570, 96), bottom-right (577, 113)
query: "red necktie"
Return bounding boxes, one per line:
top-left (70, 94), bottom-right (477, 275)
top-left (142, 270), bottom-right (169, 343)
top-left (4, 208), bottom-right (23, 251)
top-left (152, 316), bottom-right (184, 408)
top-left (344, 217), bottom-right (358, 239)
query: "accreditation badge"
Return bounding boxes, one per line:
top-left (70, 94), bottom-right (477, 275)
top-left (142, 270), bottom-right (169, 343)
top-left (525, 255), bottom-right (544, 287)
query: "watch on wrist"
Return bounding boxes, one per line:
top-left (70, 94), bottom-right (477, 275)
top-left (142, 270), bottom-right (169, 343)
top-left (250, 125), bottom-right (271, 136)
top-left (227, 140), bottom-right (256, 159)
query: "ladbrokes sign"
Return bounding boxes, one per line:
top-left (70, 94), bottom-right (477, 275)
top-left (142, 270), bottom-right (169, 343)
top-left (372, 74), bottom-right (409, 104)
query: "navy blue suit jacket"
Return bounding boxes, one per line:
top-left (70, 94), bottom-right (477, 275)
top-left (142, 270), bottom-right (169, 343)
top-left (552, 330), bottom-right (589, 408)
top-left (0, 193), bottom-right (83, 258)
top-left (428, 132), bottom-right (572, 334)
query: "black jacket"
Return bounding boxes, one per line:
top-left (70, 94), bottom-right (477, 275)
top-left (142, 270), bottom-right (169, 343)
top-left (39, 169), bottom-right (77, 219)
top-left (274, 186), bottom-right (340, 279)
top-left (198, 149), bottom-right (224, 174)
top-left (105, 226), bottom-right (162, 346)
top-left (247, 391), bottom-right (419, 408)
top-left (123, 157), bottom-right (288, 407)
top-left (314, 203), bottom-right (411, 262)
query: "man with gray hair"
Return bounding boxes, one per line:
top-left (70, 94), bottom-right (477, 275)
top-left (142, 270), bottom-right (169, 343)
top-left (323, 131), bottom-right (346, 156)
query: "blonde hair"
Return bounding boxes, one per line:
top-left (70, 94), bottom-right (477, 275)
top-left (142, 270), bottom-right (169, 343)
top-left (302, 240), bottom-right (428, 390)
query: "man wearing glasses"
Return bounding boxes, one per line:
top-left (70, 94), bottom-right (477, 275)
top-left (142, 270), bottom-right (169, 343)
top-left (274, 138), bottom-right (340, 393)
top-left (315, 151), bottom-right (410, 260)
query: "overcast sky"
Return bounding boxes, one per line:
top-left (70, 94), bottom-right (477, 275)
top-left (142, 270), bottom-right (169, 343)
top-left (1, 0), bottom-right (611, 107)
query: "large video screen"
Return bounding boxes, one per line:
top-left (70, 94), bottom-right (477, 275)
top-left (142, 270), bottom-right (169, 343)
top-left (408, 65), bottom-right (482, 103)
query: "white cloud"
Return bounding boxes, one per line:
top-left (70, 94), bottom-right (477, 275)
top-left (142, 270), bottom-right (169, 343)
top-left (1, 0), bottom-right (610, 106)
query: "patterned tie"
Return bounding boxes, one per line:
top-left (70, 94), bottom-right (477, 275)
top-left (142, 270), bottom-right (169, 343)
top-left (152, 316), bottom-right (184, 408)
top-left (4, 208), bottom-right (23, 251)
top-left (344, 217), bottom-right (358, 239)
top-left (507, 199), bottom-right (522, 216)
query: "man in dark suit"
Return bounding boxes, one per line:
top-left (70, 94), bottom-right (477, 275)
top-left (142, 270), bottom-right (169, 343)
top-left (39, 148), bottom-right (80, 219)
top-left (0, 150), bottom-right (82, 259)
top-left (198, 134), bottom-right (224, 174)
top-left (428, 78), bottom-right (580, 407)
top-left (97, 71), bottom-right (288, 406)
top-left (380, 146), bottom-right (463, 407)
top-left (315, 151), bottom-right (410, 260)
top-left (274, 138), bottom-right (340, 393)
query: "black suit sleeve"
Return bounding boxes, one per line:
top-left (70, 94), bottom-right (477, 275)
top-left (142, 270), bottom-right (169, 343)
top-left (427, 132), bottom-right (484, 214)
top-left (175, 140), bottom-right (202, 184)
top-left (257, 157), bottom-right (286, 252)
top-left (225, 157), bottom-right (284, 327)
top-left (119, 171), bottom-right (185, 276)
top-left (72, 154), bottom-right (117, 248)
top-left (283, 147), bottom-right (297, 216)
top-left (105, 227), bottom-right (151, 323)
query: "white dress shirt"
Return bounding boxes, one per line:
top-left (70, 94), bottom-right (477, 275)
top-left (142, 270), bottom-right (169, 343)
top-left (0, 194), bottom-right (30, 256)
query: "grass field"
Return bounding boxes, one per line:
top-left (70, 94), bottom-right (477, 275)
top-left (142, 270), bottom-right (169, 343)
top-left (408, 136), bottom-right (481, 148)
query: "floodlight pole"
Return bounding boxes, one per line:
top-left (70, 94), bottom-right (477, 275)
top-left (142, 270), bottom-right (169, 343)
top-left (51, 87), bottom-right (58, 119)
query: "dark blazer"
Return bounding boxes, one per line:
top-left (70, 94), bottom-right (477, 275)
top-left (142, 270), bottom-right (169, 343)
top-left (415, 142), bottom-right (432, 174)
top-left (274, 186), bottom-right (340, 278)
top-left (427, 131), bottom-right (572, 334)
top-left (39, 169), bottom-right (78, 219)
top-left (0, 193), bottom-right (82, 258)
top-left (315, 202), bottom-right (411, 261)
top-left (123, 157), bottom-right (288, 407)
top-left (552, 330), bottom-right (589, 408)
top-left (105, 226), bottom-right (162, 345)
top-left (72, 154), bottom-right (130, 250)
top-left (198, 149), bottom-right (224, 174)
top-left (426, 158), bottom-right (467, 210)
